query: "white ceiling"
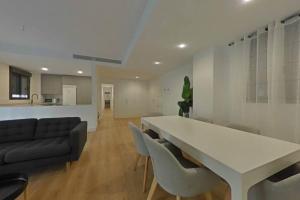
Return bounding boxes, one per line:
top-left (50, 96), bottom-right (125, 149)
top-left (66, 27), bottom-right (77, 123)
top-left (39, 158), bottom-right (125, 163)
top-left (0, 0), bottom-right (300, 79)
top-left (124, 0), bottom-right (300, 79)
top-left (0, 0), bottom-right (147, 75)
top-left (0, 0), bottom-right (147, 60)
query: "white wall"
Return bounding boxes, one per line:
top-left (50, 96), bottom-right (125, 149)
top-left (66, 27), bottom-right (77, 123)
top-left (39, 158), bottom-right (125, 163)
top-left (149, 79), bottom-right (161, 113)
top-left (193, 48), bottom-right (214, 119)
top-left (192, 47), bottom-right (231, 124)
top-left (213, 47), bottom-right (230, 125)
top-left (151, 62), bottom-right (193, 116)
top-left (0, 63), bottom-right (41, 105)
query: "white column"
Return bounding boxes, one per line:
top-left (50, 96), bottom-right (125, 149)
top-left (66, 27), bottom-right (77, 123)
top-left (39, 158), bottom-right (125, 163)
top-left (90, 63), bottom-right (98, 129)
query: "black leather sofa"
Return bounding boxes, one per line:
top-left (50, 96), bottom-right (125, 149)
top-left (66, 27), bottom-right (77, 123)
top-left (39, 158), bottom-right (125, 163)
top-left (0, 117), bottom-right (87, 175)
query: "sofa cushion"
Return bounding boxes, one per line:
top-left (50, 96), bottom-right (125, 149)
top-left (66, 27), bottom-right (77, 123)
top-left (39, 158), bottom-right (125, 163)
top-left (35, 117), bottom-right (81, 139)
top-left (4, 137), bottom-right (71, 164)
top-left (0, 119), bottom-right (37, 144)
top-left (0, 142), bottom-right (26, 165)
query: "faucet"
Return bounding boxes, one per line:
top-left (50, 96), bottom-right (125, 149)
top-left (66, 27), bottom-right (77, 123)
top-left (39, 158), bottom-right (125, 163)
top-left (31, 94), bottom-right (39, 105)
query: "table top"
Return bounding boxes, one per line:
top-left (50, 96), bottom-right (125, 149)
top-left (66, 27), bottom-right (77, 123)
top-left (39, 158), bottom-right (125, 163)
top-left (142, 116), bottom-right (300, 174)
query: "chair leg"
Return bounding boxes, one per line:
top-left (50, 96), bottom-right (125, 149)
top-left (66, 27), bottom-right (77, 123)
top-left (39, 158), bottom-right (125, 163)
top-left (147, 177), bottom-right (158, 200)
top-left (134, 154), bottom-right (141, 171)
top-left (204, 192), bottom-right (212, 200)
top-left (224, 185), bottom-right (231, 200)
top-left (24, 186), bottom-right (28, 200)
top-left (65, 162), bottom-right (70, 172)
top-left (176, 195), bottom-right (181, 200)
top-left (143, 156), bottom-right (150, 193)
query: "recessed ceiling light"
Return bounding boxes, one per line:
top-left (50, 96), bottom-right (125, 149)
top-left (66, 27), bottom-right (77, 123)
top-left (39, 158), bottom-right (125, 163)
top-left (77, 70), bottom-right (83, 74)
top-left (243, 0), bottom-right (253, 3)
top-left (154, 61), bottom-right (161, 65)
top-left (177, 43), bottom-right (187, 49)
top-left (20, 25), bottom-right (25, 31)
top-left (135, 76), bottom-right (140, 79)
top-left (41, 67), bottom-right (48, 71)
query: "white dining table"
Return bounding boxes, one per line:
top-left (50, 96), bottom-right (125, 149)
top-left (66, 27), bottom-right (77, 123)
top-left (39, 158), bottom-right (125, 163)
top-left (141, 116), bottom-right (300, 200)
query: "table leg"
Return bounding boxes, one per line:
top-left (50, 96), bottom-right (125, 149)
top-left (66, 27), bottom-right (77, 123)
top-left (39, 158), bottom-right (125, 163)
top-left (230, 184), bottom-right (249, 200)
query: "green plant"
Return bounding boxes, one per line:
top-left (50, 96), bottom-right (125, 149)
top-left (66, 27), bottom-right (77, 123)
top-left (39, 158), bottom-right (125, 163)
top-left (178, 76), bottom-right (193, 117)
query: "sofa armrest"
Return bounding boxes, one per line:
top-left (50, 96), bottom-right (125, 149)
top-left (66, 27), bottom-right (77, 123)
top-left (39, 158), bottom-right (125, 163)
top-left (70, 121), bottom-right (87, 161)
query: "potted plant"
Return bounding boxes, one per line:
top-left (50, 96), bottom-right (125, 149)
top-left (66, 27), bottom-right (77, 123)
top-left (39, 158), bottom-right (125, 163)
top-left (178, 76), bottom-right (193, 118)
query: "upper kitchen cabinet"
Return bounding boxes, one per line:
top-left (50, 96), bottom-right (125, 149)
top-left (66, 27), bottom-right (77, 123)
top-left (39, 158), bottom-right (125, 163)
top-left (41, 74), bottom-right (62, 95)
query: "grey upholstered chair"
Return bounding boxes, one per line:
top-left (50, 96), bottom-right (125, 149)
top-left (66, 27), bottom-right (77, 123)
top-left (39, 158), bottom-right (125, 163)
top-left (247, 162), bottom-right (300, 200)
top-left (143, 134), bottom-right (221, 200)
top-left (128, 122), bottom-right (150, 193)
top-left (227, 123), bottom-right (261, 135)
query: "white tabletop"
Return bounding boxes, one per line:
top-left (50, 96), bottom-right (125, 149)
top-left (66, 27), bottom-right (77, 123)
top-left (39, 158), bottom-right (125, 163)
top-left (142, 116), bottom-right (300, 200)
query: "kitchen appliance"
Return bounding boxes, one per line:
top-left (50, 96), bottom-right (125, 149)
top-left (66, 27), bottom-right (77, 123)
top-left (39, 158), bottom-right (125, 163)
top-left (63, 85), bottom-right (77, 106)
top-left (44, 98), bottom-right (59, 104)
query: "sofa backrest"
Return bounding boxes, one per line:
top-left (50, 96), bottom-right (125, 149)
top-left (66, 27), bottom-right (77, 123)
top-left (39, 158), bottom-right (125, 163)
top-left (0, 119), bottom-right (37, 143)
top-left (35, 117), bottom-right (81, 139)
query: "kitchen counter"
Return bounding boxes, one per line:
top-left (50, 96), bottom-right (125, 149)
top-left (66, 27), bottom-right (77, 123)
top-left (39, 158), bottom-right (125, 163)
top-left (0, 103), bottom-right (92, 107)
top-left (0, 104), bottom-right (97, 132)
top-left (0, 103), bottom-right (63, 107)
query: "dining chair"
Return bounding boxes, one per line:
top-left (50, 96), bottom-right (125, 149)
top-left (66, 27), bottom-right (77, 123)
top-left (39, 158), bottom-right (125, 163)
top-left (143, 133), bottom-right (221, 200)
top-left (247, 162), bottom-right (300, 200)
top-left (227, 123), bottom-right (261, 135)
top-left (128, 122), bottom-right (150, 193)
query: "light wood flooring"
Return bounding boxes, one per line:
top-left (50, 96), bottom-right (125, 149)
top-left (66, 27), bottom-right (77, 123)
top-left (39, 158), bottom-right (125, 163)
top-left (17, 109), bottom-right (226, 200)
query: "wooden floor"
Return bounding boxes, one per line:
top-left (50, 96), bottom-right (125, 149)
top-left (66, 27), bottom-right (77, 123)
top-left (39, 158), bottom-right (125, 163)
top-left (18, 109), bottom-right (226, 200)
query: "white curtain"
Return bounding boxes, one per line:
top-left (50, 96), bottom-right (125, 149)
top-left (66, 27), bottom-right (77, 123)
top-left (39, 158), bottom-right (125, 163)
top-left (227, 18), bottom-right (300, 143)
top-left (228, 37), bottom-right (250, 125)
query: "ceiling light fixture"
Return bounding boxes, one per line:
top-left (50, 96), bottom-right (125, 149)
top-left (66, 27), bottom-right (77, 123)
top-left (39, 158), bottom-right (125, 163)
top-left (243, 0), bottom-right (253, 3)
top-left (77, 70), bottom-right (83, 74)
top-left (20, 25), bottom-right (25, 31)
top-left (154, 61), bottom-right (161, 65)
top-left (135, 76), bottom-right (140, 79)
top-left (41, 67), bottom-right (48, 71)
top-left (177, 43), bottom-right (187, 49)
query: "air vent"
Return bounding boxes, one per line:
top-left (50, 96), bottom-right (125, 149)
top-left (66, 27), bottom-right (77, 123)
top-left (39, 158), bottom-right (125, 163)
top-left (73, 54), bottom-right (122, 64)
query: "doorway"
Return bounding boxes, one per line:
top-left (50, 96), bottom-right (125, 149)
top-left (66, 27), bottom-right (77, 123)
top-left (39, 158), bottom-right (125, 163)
top-left (101, 84), bottom-right (114, 116)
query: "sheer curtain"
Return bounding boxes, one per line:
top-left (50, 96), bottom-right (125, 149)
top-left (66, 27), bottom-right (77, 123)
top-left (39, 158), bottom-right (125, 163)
top-left (228, 37), bottom-right (250, 125)
top-left (227, 17), bottom-right (300, 143)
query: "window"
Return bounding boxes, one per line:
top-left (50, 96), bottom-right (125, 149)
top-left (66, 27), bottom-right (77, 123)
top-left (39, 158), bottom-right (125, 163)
top-left (247, 31), bottom-right (268, 103)
top-left (9, 66), bottom-right (31, 100)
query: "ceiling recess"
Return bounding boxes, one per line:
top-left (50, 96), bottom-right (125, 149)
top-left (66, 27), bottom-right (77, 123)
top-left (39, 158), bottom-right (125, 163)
top-left (73, 54), bottom-right (122, 64)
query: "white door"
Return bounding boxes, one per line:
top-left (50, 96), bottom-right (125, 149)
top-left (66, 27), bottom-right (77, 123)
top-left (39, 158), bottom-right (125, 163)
top-left (63, 85), bottom-right (77, 105)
